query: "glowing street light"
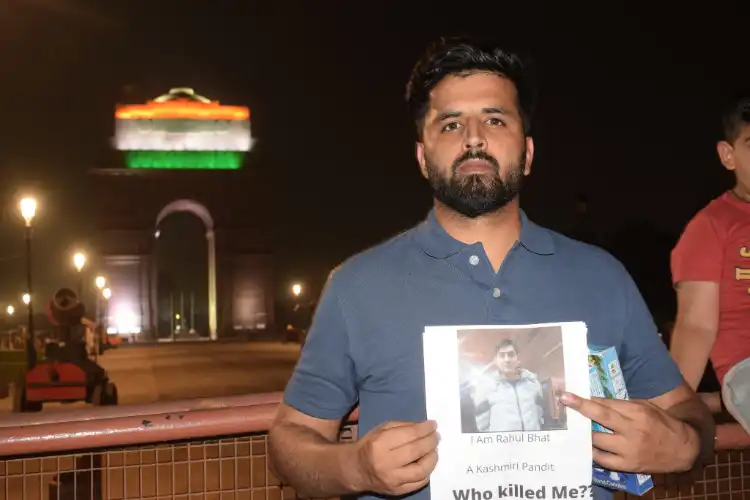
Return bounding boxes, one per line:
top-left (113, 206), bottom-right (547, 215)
top-left (22, 294), bottom-right (30, 305)
top-left (292, 283), bottom-right (302, 297)
top-left (102, 288), bottom-right (112, 300)
top-left (6, 305), bottom-right (14, 316)
top-left (95, 276), bottom-right (106, 290)
top-left (72, 252), bottom-right (87, 299)
top-left (73, 252), bottom-right (87, 272)
top-left (19, 197), bottom-right (37, 227)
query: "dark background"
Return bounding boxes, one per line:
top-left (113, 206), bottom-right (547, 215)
top-left (0, 1), bottom-right (747, 337)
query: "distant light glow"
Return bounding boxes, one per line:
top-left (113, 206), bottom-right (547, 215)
top-left (6, 305), bottom-right (14, 316)
top-left (95, 276), bottom-right (106, 290)
top-left (292, 283), bottom-right (302, 297)
top-left (102, 288), bottom-right (112, 300)
top-left (22, 294), bottom-right (30, 305)
top-left (106, 326), bottom-right (141, 336)
top-left (112, 303), bottom-right (139, 334)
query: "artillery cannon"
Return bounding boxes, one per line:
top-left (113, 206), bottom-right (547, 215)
top-left (12, 288), bottom-right (118, 412)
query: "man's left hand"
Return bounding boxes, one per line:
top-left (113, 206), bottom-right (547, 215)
top-left (561, 393), bottom-right (700, 473)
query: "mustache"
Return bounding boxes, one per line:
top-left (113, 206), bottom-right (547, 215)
top-left (452, 149), bottom-right (500, 174)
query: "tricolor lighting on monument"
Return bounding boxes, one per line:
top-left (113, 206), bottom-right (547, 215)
top-left (114, 88), bottom-right (253, 170)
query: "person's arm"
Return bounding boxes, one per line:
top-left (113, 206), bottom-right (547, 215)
top-left (537, 383), bottom-right (545, 426)
top-left (670, 282), bottom-right (720, 390)
top-left (473, 374), bottom-right (495, 405)
top-left (669, 212), bottom-right (723, 390)
top-left (270, 405), bottom-right (439, 498)
top-left (268, 273), bottom-right (360, 498)
top-left (269, 404), bottom-right (362, 498)
top-left (616, 261), bottom-right (715, 473)
top-left (648, 382), bottom-right (715, 474)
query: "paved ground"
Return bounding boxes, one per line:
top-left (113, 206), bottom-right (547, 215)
top-left (0, 342), bottom-right (306, 499)
top-left (0, 341), bottom-right (302, 412)
top-left (101, 341), bottom-right (302, 404)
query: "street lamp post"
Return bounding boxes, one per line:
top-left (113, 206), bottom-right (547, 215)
top-left (19, 197), bottom-right (37, 370)
top-left (93, 276), bottom-right (106, 353)
top-left (289, 283), bottom-right (304, 336)
top-left (102, 288), bottom-right (111, 332)
top-left (73, 252), bottom-right (86, 299)
top-left (95, 276), bottom-right (105, 324)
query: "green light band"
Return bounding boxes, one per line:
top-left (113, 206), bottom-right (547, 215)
top-left (125, 150), bottom-right (244, 170)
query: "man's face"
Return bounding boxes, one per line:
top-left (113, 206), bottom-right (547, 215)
top-left (495, 345), bottom-right (520, 375)
top-left (416, 72), bottom-right (534, 218)
top-left (718, 123), bottom-right (750, 188)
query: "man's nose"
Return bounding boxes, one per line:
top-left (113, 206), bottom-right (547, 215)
top-left (462, 120), bottom-right (486, 150)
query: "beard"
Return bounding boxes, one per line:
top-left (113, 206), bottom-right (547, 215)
top-left (425, 147), bottom-right (526, 218)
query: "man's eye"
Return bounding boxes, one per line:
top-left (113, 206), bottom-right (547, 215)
top-left (442, 122), bottom-right (460, 132)
top-left (487, 118), bottom-right (504, 126)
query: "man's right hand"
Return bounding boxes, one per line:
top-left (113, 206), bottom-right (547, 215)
top-left (351, 420), bottom-right (439, 496)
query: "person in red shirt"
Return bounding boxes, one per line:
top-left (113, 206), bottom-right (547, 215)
top-left (671, 92), bottom-right (750, 431)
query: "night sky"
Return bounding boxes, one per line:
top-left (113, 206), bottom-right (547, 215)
top-left (0, 1), bottom-right (748, 317)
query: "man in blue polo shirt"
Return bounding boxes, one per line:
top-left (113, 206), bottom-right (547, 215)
top-left (268, 37), bottom-right (714, 500)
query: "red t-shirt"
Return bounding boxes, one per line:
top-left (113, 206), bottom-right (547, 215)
top-left (671, 191), bottom-right (750, 384)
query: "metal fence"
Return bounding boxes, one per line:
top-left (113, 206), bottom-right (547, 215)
top-left (627, 449), bottom-right (750, 500)
top-left (1, 428), bottom-right (356, 500)
top-left (0, 393), bottom-right (745, 500)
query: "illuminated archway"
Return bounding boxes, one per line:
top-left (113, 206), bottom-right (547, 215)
top-left (155, 199), bottom-right (217, 340)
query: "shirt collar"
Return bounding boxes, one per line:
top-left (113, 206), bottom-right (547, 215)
top-left (413, 207), bottom-right (555, 259)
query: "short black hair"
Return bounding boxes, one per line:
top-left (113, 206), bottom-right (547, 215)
top-left (721, 90), bottom-right (750, 144)
top-left (405, 36), bottom-right (535, 139)
top-left (495, 339), bottom-right (518, 355)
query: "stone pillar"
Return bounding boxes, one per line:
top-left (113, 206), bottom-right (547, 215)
top-left (206, 230), bottom-right (218, 341)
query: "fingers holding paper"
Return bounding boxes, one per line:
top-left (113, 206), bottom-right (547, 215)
top-left (561, 393), bottom-right (700, 473)
top-left (354, 420), bottom-right (440, 496)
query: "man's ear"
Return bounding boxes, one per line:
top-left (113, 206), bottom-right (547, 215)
top-left (416, 142), bottom-right (428, 179)
top-left (523, 136), bottom-right (535, 176)
top-left (717, 140), bottom-right (736, 171)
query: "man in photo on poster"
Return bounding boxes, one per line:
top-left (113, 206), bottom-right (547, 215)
top-left (464, 339), bottom-right (545, 433)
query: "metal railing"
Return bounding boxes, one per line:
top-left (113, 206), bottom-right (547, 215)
top-left (0, 393), bottom-right (746, 500)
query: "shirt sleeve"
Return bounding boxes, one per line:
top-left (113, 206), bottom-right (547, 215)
top-left (617, 267), bottom-right (685, 399)
top-left (671, 212), bottom-right (723, 284)
top-left (282, 273), bottom-right (358, 420)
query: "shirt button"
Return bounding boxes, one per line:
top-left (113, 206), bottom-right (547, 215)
top-left (492, 288), bottom-right (502, 298)
top-left (469, 255), bottom-right (480, 266)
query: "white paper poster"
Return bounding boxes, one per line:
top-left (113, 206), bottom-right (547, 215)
top-left (423, 322), bottom-right (592, 500)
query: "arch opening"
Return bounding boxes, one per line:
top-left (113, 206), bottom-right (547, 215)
top-left (152, 199), bottom-right (217, 340)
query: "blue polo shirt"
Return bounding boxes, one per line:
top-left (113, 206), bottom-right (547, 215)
top-left (284, 209), bottom-right (683, 500)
